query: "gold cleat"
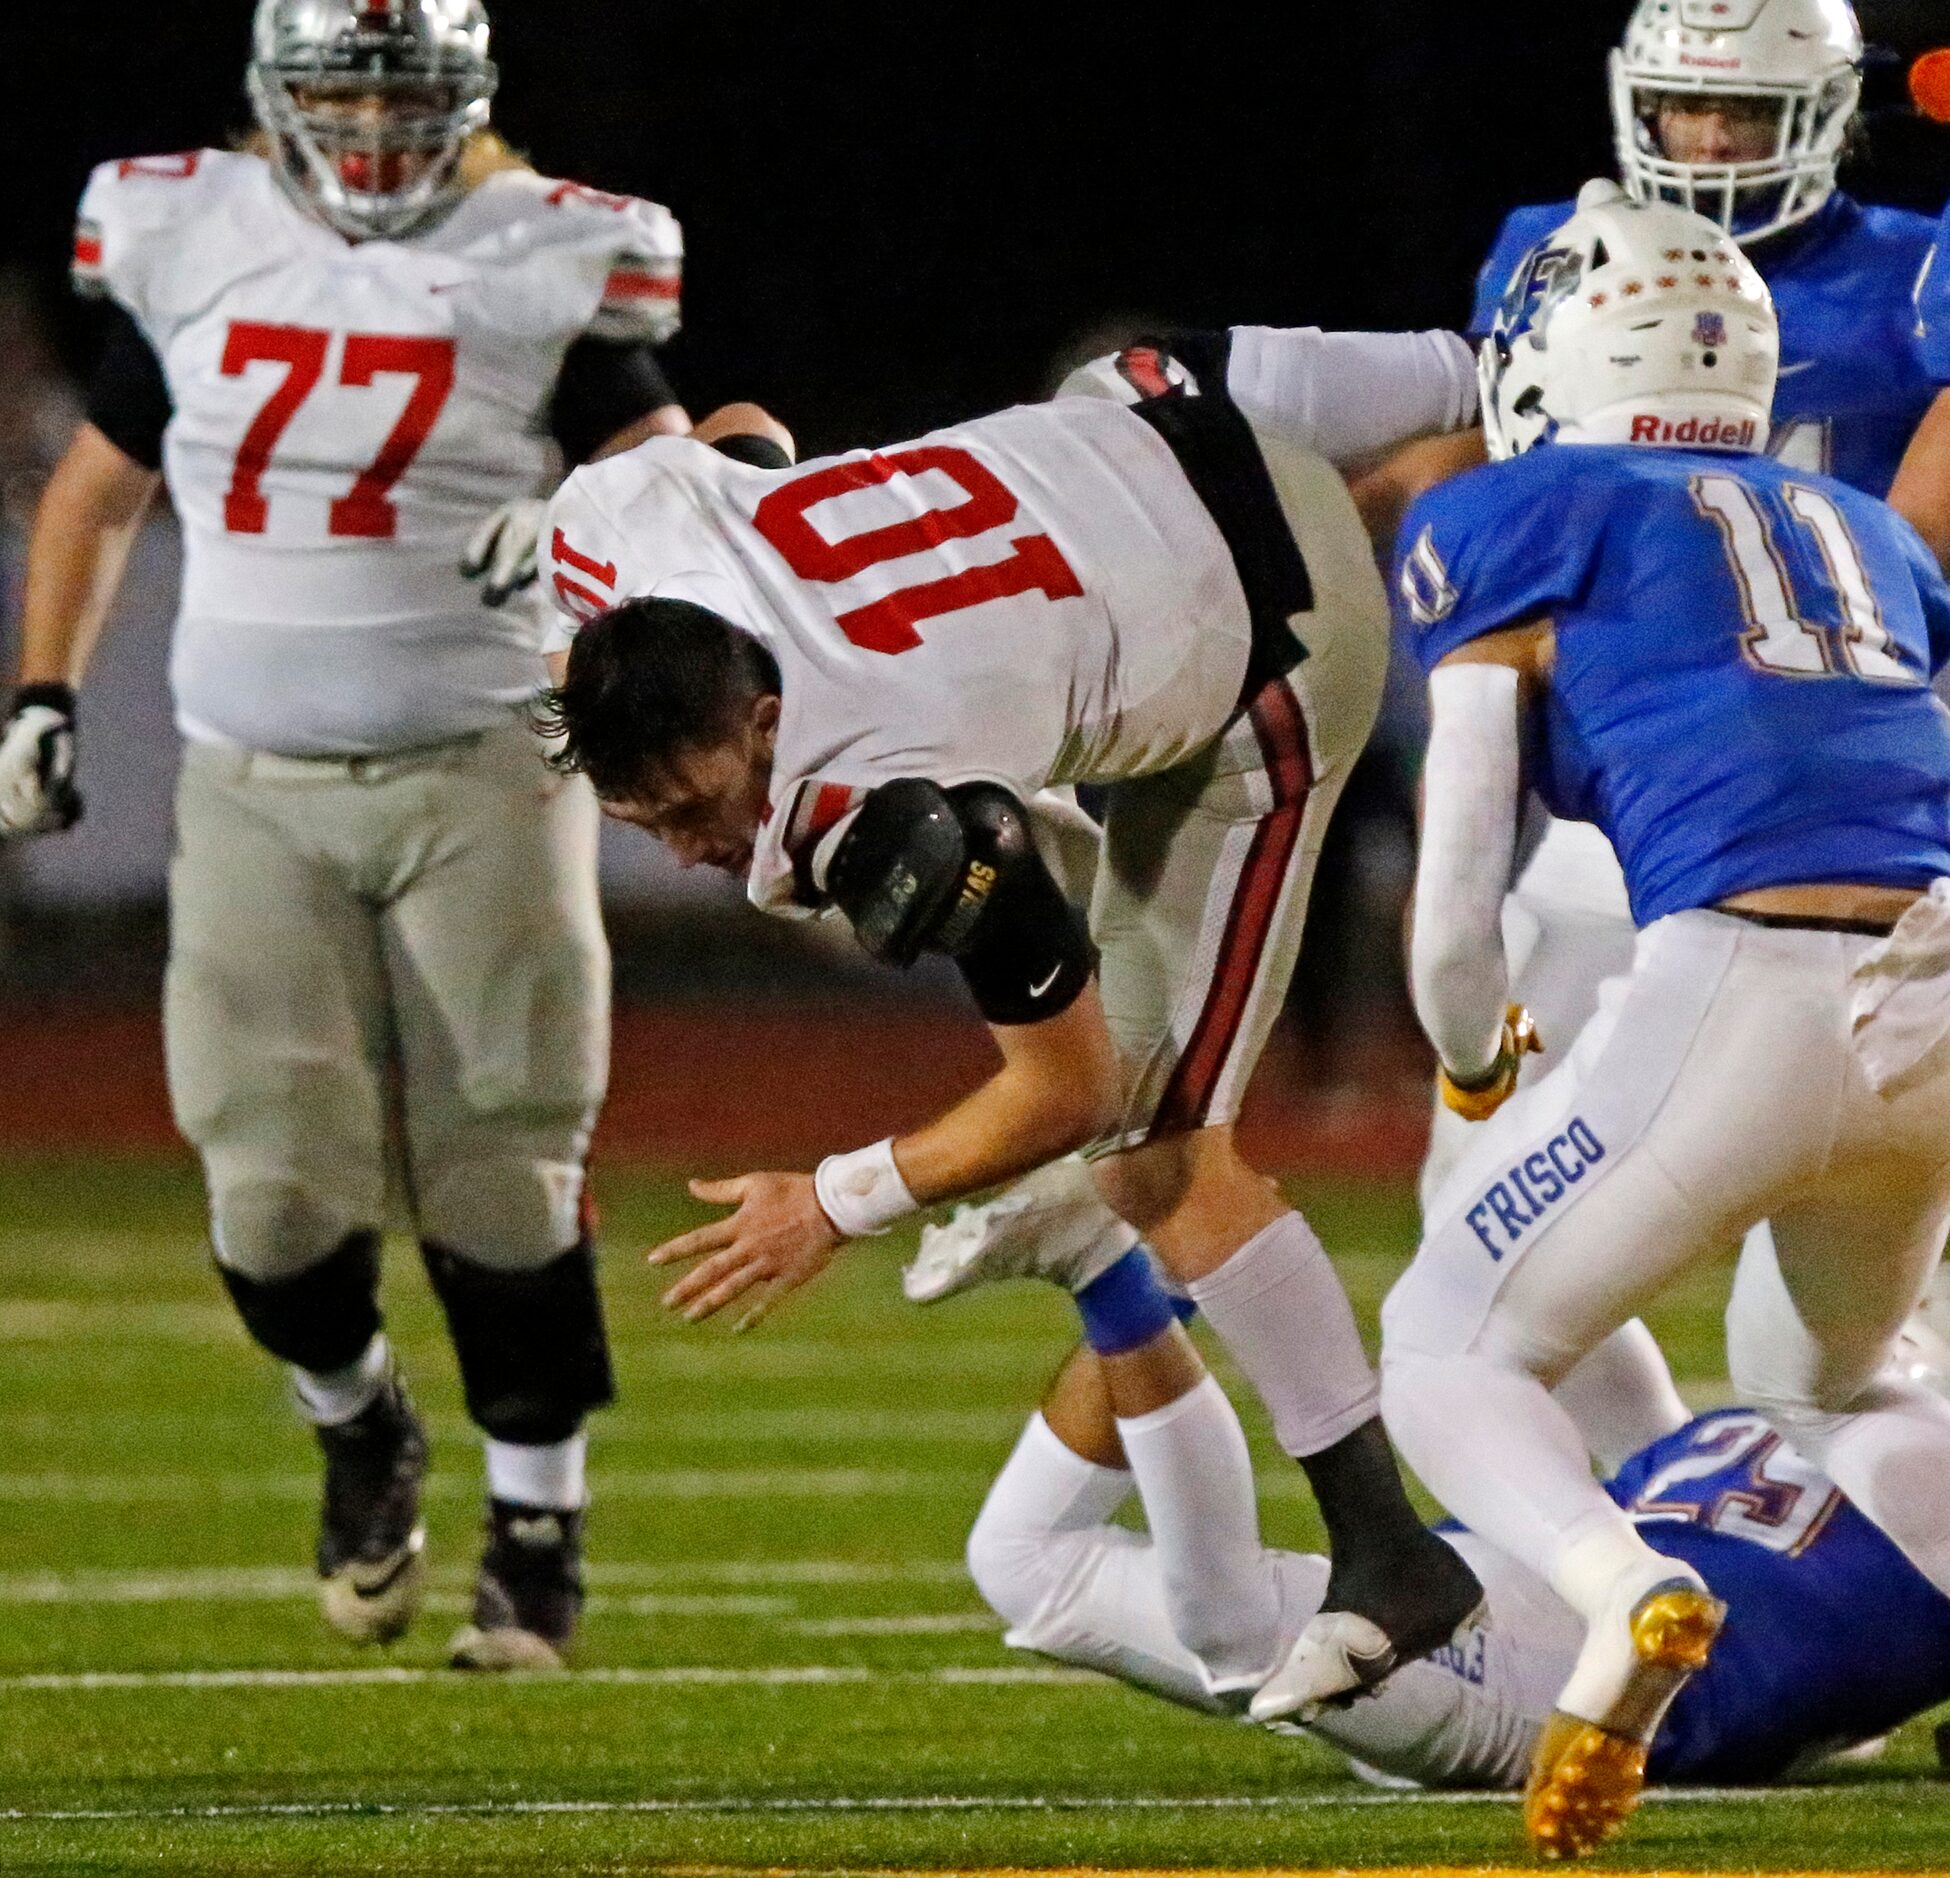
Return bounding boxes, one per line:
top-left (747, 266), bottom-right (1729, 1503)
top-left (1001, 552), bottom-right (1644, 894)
top-left (1524, 1584), bottom-right (1725, 1860)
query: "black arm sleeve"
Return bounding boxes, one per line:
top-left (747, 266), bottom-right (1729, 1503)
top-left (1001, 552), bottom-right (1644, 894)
top-left (85, 304), bottom-right (171, 471)
top-left (548, 335), bottom-right (680, 464)
top-left (711, 433), bottom-right (794, 470)
top-left (825, 779), bottom-right (1095, 1026)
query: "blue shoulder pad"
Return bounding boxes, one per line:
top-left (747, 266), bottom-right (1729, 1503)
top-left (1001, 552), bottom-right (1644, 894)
top-left (1393, 453), bottom-right (1606, 669)
top-left (1919, 213), bottom-right (1950, 386)
top-left (1468, 200), bottom-right (1576, 341)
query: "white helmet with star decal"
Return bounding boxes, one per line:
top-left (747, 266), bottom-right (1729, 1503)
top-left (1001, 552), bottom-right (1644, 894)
top-left (1478, 179), bottom-right (1778, 460)
top-left (1610, 0), bottom-right (1863, 245)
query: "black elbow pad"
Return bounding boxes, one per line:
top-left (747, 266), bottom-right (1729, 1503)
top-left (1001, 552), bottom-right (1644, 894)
top-left (825, 779), bottom-right (1094, 1024)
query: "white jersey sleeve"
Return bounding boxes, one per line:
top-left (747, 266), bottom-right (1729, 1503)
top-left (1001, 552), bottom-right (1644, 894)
top-left (1059, 327), bottom-right (1478, 469)
top-left (1224, 327), bottom-right (1478, 466)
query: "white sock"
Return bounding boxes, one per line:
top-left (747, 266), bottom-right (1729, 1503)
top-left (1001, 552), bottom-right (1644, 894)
top-left (485, 1432), bottom-right (587, 1512)
top-left (1186, 1211), bottom-right (1378, 1457)
top-left (967, 1414), bottom-right (1132, 1628)
top-left (1116, 1374), bottom-right (1282, 1690)
top-left (291, 1333), bottom-right (390, 1427)
top-left (969, 1412), bottom-right (1246, 1715)
top-left (1551, 1319), bottom-right (1691, 1477)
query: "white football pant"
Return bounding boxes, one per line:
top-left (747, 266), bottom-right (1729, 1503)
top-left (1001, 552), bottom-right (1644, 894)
top-left (1385, 904), bottom-right (1950, 1624)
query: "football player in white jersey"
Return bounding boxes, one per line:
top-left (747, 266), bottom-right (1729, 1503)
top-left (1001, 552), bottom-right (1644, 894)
top-left (534, 332), bottom-right (1496, 1701)
top-left (0, 0), bottom-right (688, 1667)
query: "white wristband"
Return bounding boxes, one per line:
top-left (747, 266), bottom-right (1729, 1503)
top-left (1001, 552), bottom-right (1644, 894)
top-left (814, 1138), bottom-right (919, 1238)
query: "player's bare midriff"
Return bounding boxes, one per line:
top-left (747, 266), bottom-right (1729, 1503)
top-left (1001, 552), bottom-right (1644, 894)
top-left (1716, 882), bottom-right (1925, 925)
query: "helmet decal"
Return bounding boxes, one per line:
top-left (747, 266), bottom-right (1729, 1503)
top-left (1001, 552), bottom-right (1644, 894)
top-left (1479, 181), bottom-right (1778, 461)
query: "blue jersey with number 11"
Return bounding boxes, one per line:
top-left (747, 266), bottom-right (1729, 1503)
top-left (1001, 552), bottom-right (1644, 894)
top-left (1398, 446), bottom-right (1950, 926)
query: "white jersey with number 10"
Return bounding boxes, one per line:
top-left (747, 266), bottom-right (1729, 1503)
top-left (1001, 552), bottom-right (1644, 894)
top-left (540, 397), bottom-right (1258, 913)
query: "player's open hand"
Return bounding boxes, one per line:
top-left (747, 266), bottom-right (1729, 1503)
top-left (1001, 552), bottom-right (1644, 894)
top-left (648, 1172), bottom-right (844, 1331)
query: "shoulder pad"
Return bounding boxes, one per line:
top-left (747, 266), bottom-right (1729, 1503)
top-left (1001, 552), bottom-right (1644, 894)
top-left (74, 150), bottom-right (234, 308)
top-left (826, 779), bottom-right (968, 966)
top-left (528, 177), bottom-right (683, 344)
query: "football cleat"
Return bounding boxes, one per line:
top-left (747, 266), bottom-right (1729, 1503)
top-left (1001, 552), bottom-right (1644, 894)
top-left (314, 1369), bottom-right (429, 1645)
top-left (449, 1499), bottom-right (585, 1671)
top-left (903, 1156), bottom-right (1138, 1304)
top-left (1525, 1575), bottom-right (1725, 1860)
top-left (1250, 1528), bottom-right (1486, 1723)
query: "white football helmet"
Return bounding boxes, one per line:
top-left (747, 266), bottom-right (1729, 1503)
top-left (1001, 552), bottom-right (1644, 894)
top-left (1479, 180), bottom-right (1778, 460)
top-left (248, 0), bottom-right (497, 242)
top-left (1610, 0), bottom-right (1863, 245)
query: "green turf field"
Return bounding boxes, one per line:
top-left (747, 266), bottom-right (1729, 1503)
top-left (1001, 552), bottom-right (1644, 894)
top-left (0, 1153), bottom-right (1944, 1876)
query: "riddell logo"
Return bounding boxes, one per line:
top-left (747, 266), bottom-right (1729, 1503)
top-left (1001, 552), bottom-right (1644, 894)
top-left (1679, 52), bottom-right (1742, 68)
top-left (1629, 413), bottom-right (1758, 445)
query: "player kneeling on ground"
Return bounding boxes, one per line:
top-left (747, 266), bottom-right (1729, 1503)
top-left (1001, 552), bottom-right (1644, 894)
top-left (1351, 182), bottom-right (1950, 1857)
top-left (963, 1242), bottom-right (1950, 1795)
top-left (537, 333), bottom-right (1487, 1700)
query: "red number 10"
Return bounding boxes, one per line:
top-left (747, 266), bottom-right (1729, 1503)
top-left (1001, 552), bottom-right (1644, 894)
top-left (220, 322), bottom-right (457, 538)
top-left (751, 445), bottom-right (1083, 654)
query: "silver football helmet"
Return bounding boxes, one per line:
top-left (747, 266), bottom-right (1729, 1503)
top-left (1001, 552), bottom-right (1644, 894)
top-left (1610, 0), bottom-right (1863, 246)
top-left (248, 0), bottom-right (497, 242)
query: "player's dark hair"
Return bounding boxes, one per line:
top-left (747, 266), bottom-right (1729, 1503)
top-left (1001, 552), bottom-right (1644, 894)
top-left (537, 597), bottom-right (781, 799)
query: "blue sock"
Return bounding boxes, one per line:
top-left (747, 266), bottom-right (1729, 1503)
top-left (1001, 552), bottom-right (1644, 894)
top-left (1167, 1287), bottom-right (1199, 1327)
top-left (1075, 1248), bottom-right (1179, 1357)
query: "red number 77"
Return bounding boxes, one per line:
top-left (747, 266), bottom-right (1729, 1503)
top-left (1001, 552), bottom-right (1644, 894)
top-left (220, 322), bottom-right (457, 538)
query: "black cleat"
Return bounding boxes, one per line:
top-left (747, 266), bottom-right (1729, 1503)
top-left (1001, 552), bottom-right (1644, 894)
top-left (313, 1370), bottom-right (429, 1645)
top-left (449, 1498), bottom-right (585, 1671)
top-left (1251, 1526), bottom-right (1485, 1721)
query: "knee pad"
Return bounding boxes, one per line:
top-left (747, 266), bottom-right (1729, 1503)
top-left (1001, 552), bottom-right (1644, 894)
top-left (421, 1237), bottom-right (614, 1444)
top-left (217, 1230), bottom-right (381, 1373)
top-left (414, 1155), bottom-right (591, 1271)
top-left (207, 1176), bottom-right (369, 1283)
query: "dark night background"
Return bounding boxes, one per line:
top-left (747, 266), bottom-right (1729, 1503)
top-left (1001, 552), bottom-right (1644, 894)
top-left (0, 0), bottom-right (1947, 1054)
top-left (7, 1), bottom-right (1949, 453)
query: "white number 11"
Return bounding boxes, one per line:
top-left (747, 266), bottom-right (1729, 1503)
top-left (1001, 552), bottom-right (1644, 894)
top-left (1691, 473), bottom-right (1909, 683)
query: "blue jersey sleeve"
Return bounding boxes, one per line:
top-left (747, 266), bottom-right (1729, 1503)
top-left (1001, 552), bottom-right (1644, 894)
top-left (1919, 220), bottom-right (1950, 385)
top-left (1393, 459), bottom-right (1605, 670)
top-left (1467, 202), bottom-right (1573, 340)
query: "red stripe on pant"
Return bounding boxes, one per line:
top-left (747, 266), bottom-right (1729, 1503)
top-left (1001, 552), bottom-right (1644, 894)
top-left (1147, 678), bottom-right (1314, 1141)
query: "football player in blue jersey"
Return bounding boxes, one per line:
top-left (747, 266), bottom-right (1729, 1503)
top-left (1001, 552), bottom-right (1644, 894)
top-left (1889, 166), bottom-right (1950, 571)
top-left (966, 1267), bottom-right (1950, 1794)
top-left (1269, 181), bottom-right (1950, 1859)
top-left (1423, 0), bottom-right (1944, 1220)
top-left (1472, 0), bottom-right (1935, 496)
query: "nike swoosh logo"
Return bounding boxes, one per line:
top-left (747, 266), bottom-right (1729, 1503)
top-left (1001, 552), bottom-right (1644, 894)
top-left (1777, 360), bottom-right (1818, 378)
top-left (427, 280), bottom-right (468, 295)
top-left (1029, 965), bottom-right (1062, 998)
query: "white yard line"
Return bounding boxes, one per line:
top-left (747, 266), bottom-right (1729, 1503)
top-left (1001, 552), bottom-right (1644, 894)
top-left (0, 1469), bottom-right (990, 1503)
top-left (0, 1560), bottom-right (970, 1603)
top-left (0, 1787), bottom-right (1819, 1825)
top-left (0, 1664), bottom-right (1094, 1693)
top-left (789, 1613), bottom-right (1001, 1636)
